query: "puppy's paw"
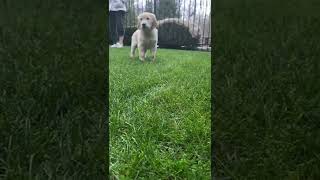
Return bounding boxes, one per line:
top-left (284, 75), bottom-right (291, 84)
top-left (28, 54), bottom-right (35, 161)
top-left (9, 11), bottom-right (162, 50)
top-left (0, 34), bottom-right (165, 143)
top-left (139, 58), bottom-right (145, 62)
top-left (150, 56), bottom-right (156, 63)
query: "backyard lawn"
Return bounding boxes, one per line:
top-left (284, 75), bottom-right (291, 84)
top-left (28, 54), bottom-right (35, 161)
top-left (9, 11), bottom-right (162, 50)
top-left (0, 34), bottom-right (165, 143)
top-left (109, 47), bottom-right (211, 179)
top-left (0, 2), bottom-right (107, 178)
top-left (213, 0), bottom-right (320, 179)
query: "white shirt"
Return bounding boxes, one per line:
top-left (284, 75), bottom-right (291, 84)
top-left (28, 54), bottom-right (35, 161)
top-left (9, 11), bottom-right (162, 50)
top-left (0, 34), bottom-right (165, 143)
top-left (109, 0), bottom-right (127, 12)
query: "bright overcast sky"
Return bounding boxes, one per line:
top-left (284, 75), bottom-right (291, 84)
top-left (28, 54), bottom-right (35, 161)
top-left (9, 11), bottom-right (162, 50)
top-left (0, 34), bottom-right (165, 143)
top-left (134, 0), bottom-right (211, 16)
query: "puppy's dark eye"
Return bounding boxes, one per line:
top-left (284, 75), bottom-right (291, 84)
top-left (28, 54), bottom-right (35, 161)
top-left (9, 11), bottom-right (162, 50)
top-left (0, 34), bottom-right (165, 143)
top-left (140, 18), bottom-right (142, 21)
top-left (146, 17), bottom-right (150, 20)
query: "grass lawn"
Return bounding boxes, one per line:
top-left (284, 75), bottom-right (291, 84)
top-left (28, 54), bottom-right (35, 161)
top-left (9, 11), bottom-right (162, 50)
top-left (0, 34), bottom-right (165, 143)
top-left (214, 0), bottom-right (320, 179)
top-left (0, 1), bottom-right (107, 178)
top-left (109, 47), bottom-right (211, 179)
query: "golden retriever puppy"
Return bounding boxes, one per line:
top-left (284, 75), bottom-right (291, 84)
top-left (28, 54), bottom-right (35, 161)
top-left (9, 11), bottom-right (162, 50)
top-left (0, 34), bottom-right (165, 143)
top-left (130, 12), bottom-right (158, 62)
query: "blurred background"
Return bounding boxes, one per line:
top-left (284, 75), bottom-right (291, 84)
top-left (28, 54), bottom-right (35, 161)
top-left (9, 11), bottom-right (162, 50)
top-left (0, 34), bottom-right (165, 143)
top-left (112, 0), bottom-right (212, 51)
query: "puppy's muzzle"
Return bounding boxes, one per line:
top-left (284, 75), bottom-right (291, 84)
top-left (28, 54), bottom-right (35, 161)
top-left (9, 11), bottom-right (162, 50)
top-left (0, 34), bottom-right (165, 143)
top-left (142, 23), bottom-right (147, 29)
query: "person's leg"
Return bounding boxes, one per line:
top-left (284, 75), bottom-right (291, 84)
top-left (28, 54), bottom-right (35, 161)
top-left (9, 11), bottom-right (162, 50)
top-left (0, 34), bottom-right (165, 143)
top-left (115, 11), bottom-right (125, 46)
top-left (109, 11), bottom-right (117, 45)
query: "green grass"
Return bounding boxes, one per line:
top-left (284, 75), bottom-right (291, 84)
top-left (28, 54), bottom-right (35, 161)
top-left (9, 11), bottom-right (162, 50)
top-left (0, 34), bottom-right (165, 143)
top-left (0, 1), bottom-right (107, 178)
top-left (109, 47), bottom-right (211, 179)
top-left (3, 0), bottom-right (320, 179)
top-left (213, 0), bottom-right (320, 179)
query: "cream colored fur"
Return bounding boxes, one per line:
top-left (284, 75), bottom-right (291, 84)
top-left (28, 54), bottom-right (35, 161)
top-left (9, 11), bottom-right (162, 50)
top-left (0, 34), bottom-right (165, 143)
top-left (130, 12), bottom-right (158, 62)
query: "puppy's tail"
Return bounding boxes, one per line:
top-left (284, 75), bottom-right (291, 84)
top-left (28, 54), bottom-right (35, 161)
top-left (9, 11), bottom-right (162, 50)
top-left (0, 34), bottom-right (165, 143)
top-left (157, 18), bottom-right (200, 38)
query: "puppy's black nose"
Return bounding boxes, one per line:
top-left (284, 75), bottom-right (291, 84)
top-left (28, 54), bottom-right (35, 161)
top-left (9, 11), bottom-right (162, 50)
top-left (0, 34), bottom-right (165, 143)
top-left (142, 23), bottom-right (146, 28)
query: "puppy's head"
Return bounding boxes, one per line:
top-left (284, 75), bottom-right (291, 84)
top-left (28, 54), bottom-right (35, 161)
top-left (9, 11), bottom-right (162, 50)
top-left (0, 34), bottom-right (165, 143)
top-left (137, 12), bottom-right (157, 31)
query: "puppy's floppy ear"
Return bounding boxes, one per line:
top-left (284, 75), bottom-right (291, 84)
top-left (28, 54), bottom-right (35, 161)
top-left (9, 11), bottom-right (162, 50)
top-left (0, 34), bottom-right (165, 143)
top-left (137, 16), bottom-right (141, 29)
top-left (151, 14), bottom-right (157, 29)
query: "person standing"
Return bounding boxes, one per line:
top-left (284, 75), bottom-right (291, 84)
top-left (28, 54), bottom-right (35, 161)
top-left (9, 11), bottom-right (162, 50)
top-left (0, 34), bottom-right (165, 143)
top-left (109, 0), bottom-right (127, 48)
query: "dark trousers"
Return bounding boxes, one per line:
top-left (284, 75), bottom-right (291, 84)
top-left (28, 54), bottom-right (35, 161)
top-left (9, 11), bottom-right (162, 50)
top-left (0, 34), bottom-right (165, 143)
top-left (109, 11), bottom-right (125, 44)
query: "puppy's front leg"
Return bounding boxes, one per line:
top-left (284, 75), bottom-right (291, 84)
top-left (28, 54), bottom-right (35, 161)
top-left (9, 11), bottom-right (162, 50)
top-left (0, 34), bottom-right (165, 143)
top-left (130, 44), bottom-right (137, 59)
top-left (139, 46), bottom-right (146, 62)
top-left (151, 46), bottom-right (157, 62)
